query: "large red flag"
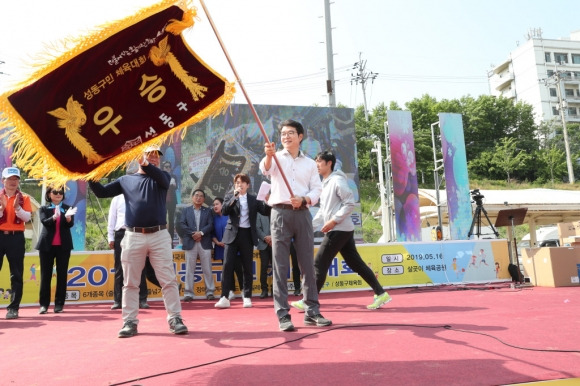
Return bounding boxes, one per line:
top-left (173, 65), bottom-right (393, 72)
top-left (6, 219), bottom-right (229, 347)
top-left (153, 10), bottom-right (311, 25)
top-left (0, 1), bottom-right (234, 187)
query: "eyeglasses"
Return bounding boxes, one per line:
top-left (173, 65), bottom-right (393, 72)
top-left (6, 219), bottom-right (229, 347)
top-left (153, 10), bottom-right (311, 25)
top-left (280, 130), bottom-right (297, 137)
top-left (52, 190), bottom-right (64, 195)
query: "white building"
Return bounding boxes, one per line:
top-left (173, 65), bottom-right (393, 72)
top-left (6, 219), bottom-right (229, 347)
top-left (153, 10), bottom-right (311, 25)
top-left (488, 29), bottom-right (580, 125)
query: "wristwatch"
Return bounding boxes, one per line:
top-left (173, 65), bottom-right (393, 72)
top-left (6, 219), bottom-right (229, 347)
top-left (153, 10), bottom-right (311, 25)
top-left (302, 197), bottom-right (307, 207)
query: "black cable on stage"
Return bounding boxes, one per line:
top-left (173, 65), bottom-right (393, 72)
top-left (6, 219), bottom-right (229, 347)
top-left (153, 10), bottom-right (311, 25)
top-left (407, 283), bottom-right (533, 293)
top-left (109, 322), bottom-right (580, 385)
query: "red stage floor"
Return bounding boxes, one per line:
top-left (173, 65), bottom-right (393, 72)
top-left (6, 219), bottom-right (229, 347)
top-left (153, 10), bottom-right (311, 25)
top-left (1, 284), bottom-right (579, 385)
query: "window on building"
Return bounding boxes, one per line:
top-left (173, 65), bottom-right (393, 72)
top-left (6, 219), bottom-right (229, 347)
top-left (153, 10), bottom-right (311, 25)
top-left (552, 106), bottom-right (559, 115)
top-left (568, 107), bottom-right (577, 116)
top-left (550, 88), bottom-right (557, 97)
top-left (547, 70), bottom-right (554, 77)
top-left (545, 52), bottom-right (551, 62)
top-left (565, 89), bottom-right (575, 97)
top-left (554, 53), bottom-right (568, 64)
top-left (572, 54), bottom-right (580, 64)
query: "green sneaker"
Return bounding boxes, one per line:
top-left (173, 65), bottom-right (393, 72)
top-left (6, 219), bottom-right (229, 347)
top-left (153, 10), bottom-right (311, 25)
top-left (290, 299), bottom-right (305, 312)
top-left (367, 292), bottom-right (392, 310)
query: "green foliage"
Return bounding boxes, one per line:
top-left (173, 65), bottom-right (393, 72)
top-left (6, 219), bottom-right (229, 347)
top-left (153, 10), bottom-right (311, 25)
top-left (537, 146), bottom-right (567, 185)
top-left (353, 93), bottom-right (578, 186)
top-left (491, 137), bottom-right (532, 183)
top-left (84, 193), bottom-right (111, 251)
top-left (358, 179), bottom-right (385, 243)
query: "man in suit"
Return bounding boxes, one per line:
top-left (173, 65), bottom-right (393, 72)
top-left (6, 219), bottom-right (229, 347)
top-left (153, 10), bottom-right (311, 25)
top-left (177, 189), bottom-right (215, 301)
top-left (215, 173), bottom-right (270, 309)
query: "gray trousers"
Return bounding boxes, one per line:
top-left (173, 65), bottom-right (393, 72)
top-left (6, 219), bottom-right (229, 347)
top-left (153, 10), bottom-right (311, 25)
top-left (271, 207), bottom-right (320, 319)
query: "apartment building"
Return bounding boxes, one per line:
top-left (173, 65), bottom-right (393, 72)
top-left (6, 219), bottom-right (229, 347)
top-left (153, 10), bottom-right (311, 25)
top-left (488, 29), bottom-right (580, 125)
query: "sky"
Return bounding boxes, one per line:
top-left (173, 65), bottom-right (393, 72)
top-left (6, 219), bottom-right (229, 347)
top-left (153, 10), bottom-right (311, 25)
top-left (1, 0), bottom-right (580, 111)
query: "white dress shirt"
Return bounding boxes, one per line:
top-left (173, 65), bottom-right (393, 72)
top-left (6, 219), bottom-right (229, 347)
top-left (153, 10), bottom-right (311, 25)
top-left (107, 194), bottom-right (126, 243)
top-left (238, 193), bottom-right (250, 228)
top-left (259, 149), bottom-right (322, 206)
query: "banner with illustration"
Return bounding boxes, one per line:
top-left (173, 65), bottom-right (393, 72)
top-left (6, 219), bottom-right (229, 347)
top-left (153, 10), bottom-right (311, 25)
top-left (1, 240), bottom-right (509, 307)
top-left (387, 110), bottom-right (421, 241)
top-left (439, 113), bottom-right (472, 240)
top-left (177, 104), bottom-right (362, 243)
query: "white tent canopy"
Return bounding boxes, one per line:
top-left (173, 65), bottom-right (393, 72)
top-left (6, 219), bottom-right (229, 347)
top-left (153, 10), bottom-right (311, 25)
top-left (418, 188), bottom-right (580, 244)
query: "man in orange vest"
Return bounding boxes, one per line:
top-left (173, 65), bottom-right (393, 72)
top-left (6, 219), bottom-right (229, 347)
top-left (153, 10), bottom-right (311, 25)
top-left (0, 167), bottom-right (32, 320)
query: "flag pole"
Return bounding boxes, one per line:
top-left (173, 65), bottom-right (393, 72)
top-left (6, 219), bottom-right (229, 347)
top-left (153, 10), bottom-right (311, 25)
top-left (198, 0), bottom-right (294, 197)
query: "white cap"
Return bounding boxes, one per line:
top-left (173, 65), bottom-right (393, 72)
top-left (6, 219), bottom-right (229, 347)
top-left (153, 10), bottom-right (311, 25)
top-left (2, 167), bottom-right (20, 179)
top-left (144, 145), bottom-right (163, 156)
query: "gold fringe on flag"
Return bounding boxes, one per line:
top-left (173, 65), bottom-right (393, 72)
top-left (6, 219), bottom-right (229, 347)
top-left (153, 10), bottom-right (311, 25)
top-left (0, 0), bottom-right (235, 188)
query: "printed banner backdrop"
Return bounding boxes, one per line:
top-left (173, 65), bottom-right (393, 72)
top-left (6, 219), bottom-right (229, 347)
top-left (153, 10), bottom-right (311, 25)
top-left (0, 2), bottom-right (233, 187)
top-left (177, 104), bottom-right (362, 244)
top-left (439, 113), bottom-right (472, 240)
top-left (1, 240), bottom-right (509, 307)
top-left (387, 110), bottom-right (421, 241)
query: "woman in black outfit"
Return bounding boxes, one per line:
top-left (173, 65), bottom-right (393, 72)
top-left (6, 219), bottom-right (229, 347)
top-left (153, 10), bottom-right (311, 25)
top-left (36, 186), bottom-right (75, 314)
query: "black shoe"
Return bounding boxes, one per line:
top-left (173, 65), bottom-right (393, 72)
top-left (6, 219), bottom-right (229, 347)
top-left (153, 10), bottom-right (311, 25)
top-left (293, 288), bottom-right (301, 296)
top-left (304, 313), bottom-right (332, 327)
top-left (111, 302), bottom-right (121, 310)
top-left (260, 289), bottom-right (268, 299)
top-left (183, 296), bottom-right (194, 302)
top-left (278, 315), bottom-right (295, 331)
top-left (139, 302), bottom-right (150, 309)
top-left (54, 305), bottom-right (64, 313)
top-left (169, 317), bottom-right (188, 334)
top-left (39, 306), bottom-right (48, 314)
top-left (118, 321), bottom-right (138, 338)
top-left (6, 309), bottom-right (18, 319)
top-left (206, 294), bottom-right (215, 300)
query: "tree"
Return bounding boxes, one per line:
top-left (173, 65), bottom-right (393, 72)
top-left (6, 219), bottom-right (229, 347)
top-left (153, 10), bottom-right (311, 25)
top-left (537, 146), bottom-right (567, 184)
top-left (355, 93), bottom-right (540, 183)
top-left (355, 103), bottom-right (389, 180)
top-left (491, 137), bottom-right (531, 183)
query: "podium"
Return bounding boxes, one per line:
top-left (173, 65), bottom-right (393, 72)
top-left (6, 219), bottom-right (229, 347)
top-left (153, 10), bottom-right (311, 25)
top-left (495, 208), bottom-right (528, 283)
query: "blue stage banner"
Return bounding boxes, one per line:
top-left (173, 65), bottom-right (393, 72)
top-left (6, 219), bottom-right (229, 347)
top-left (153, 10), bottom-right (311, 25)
top-left (439, 113), bottom-right (472, 240)
top-left (64, 181), bottom-right (87, 251)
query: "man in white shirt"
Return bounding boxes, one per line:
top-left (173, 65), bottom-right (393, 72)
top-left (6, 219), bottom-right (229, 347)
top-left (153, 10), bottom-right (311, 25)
top-left (260, 119), bottom-right (331, 332)
top-left (108, 193), bottom-right (152, 310)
